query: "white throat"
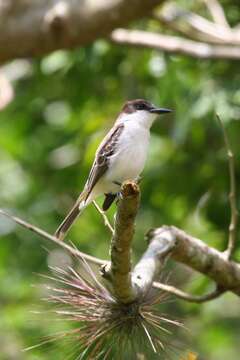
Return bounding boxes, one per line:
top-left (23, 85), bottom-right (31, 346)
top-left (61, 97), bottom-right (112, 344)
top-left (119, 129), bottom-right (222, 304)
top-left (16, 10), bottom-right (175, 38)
top-left (116, 110), bottom-right (158, 129)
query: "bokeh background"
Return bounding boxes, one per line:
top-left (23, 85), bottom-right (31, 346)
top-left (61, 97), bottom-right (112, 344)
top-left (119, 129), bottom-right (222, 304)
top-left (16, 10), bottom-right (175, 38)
top-left (0, 1), bottom-right (240, 359)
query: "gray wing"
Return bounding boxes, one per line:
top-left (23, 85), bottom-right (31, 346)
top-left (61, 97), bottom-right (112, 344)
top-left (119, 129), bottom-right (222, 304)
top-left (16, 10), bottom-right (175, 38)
top-left (84, 123), bottom-right (124, 200)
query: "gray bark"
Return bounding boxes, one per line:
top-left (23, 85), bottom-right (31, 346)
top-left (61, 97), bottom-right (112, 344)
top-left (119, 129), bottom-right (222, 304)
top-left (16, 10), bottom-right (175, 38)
top-left (0, 0), bottom-right (162, 63)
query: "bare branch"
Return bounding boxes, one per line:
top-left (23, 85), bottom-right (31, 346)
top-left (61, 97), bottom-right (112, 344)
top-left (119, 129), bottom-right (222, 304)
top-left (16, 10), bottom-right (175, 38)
top-left (0, 0), bottom-right (163, 63)
top-left (1, 207), bottom-right (240, 300)
top-left (102, 187), bottom-right (176, 302)
top-left (0, 0), bottom-right (239, 63)
top-left (93, 201), bottom-right (114, 234)
top-left (111, 28), bottom-right (240, 60)
top-left (216, 115), bottom-right (239, 259)
top-left (148, 226), bottom-right (240, 296)
top-left (132, 228), bottom-right (176, 297)
top-left (154, 14), bottom-right (233, 45)
top-left (0, 208), bottom-right (105, 266)
top-left (153, 2), bottom-right (240, 46)
top-left (154, 3), bottom-right (238, 45)
top-left (204, 0), bottom-right (230, 28)
top-left (102, 181), bottom-right (140, 303)
top-left (0, 205), bottom-right (190, 304)
top-left (153, 282), bottom-right (224, 303)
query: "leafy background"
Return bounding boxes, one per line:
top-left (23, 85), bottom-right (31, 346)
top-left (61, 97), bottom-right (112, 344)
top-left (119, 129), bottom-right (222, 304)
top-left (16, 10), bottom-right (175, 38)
top-left (0, 3), bottom-right (240, 359)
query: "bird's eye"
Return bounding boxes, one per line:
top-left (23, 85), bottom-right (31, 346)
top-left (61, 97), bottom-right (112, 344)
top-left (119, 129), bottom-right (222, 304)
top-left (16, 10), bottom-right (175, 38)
top-left (135, 103), bottom-right (146, 110)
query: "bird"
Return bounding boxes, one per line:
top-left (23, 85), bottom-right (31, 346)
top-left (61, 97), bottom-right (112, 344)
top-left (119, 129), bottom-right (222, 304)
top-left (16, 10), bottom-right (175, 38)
top-left (55, 99), bottom-right (172, 240)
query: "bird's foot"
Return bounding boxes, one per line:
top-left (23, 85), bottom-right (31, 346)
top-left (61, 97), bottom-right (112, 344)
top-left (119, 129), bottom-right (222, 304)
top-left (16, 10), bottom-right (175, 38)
top-left (116, 191), bottom-right (123, 201)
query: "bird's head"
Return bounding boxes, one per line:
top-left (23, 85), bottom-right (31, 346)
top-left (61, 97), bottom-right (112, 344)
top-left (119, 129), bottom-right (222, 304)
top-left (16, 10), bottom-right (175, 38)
top-left (118, 99), bottom-right (172, 128)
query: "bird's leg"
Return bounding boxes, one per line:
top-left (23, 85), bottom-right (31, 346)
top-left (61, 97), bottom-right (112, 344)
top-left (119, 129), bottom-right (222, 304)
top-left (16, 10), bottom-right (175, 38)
top-left (102, 193), bottom-right (117, 211)
top-left (113, 181), bottom-right (124, 201)
top-left (115, 192), bottom-right (121, 204)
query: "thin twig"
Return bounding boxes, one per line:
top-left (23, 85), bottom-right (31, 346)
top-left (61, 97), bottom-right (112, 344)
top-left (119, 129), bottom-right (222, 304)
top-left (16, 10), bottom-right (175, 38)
top-left (93, 201), bottom-right (114, 234)
top-left (0, 208), bottom-right (105, 266)
top-left (153, 282), bottom-right (225, 303)
top-left (216, 114), bottom-right (238, 259)
top-left (204, 0), bottom-right (230, 28)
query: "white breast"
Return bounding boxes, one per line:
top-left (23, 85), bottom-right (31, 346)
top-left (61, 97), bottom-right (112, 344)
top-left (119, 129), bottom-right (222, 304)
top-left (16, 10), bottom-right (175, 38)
top-left (105, 121), bottom-right (150, 184)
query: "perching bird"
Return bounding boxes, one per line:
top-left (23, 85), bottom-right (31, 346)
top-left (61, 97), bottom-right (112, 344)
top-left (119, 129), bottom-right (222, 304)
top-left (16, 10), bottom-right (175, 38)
top-left (55, 99), bottom-right (172, 240)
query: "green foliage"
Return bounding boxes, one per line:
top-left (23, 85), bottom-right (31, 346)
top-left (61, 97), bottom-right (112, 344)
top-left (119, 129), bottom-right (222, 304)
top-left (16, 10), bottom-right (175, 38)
top-left (0, 7), bottom-right (240, 359)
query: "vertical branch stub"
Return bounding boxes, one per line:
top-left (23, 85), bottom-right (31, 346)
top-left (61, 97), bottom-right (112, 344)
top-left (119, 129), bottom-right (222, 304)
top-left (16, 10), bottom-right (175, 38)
top-left (103, 181), bottom-right (140, 304)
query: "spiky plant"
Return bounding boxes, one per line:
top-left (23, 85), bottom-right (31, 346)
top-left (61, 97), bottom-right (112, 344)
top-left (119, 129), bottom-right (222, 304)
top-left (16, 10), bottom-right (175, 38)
top-left (30, 257), bottom-right (183, 359)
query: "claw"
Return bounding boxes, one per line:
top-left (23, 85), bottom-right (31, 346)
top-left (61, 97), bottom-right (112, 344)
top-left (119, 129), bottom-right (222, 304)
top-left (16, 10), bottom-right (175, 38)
top-left (117, 191), bottom-right (123, 201)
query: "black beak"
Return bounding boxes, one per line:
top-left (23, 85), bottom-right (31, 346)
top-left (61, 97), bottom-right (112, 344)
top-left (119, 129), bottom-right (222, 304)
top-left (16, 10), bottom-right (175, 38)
top-left (150, 107), bottom-right (172, 114)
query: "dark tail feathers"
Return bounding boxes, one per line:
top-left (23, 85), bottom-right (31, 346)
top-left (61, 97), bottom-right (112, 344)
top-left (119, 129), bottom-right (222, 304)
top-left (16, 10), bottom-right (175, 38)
top-left (55, 202), bottom-right (81, 240)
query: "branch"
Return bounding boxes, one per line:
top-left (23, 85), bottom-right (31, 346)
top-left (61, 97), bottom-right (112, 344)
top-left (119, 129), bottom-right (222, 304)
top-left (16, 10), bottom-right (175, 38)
top-left (101, 182), bottom-right (176, 303)
top-left (0, 208), bottom-right (105, 266)
top-left (147, 226), bottom-right (240, 296)
top-left (1, 208), bottom-right (240, 301)
top-left (132, 228), bottom-right (176, 297)
top-left (217, 115), bottom-right (239, 259)
top-left (0, 205), bottom-right (177, 303)
top-left (153, 282), bottom-right (224, 303)
top-left (0, 0), bottom-right (162, 63)
top-left (153, 4), bottom-right (238, 45)
top-left (111, 28), bottom-right (240, 60)
top-left (204, 0), bottom-right (230, 28)
top-left (102, 181), bottom-right (140, 303)
top-left (0, 206), bottom-right (201, 303)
